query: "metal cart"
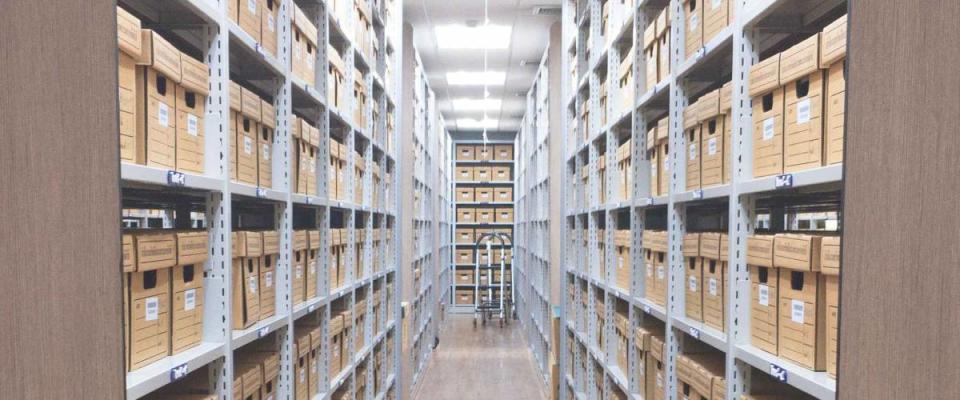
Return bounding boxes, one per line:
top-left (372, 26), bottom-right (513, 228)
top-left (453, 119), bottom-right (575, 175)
top-left (472, 231), bottom-right (513, 327)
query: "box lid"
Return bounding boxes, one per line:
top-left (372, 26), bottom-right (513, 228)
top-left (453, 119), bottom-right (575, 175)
top-left (719, 82), bottom-right (732, 112)
top-left (644, 20), bottom-right (658, 48)
top-left (293, 230), bottom-right (308, 251)
top-left (260, 100), bottom-right (276, 129)
top-left (308, 230), bottom-right (322, 249)
top-left (683, 233), bottom-right (700, 257)
top-left (117, 6), bottom-right (142, 57)
top-left (138, 30), bottom-right (182, 82)
top-left (646, 127), bottom-right (658, 150)
top-left (293, 4), bottom-right (318, 46)
top-left (240, 88), bottom-right (262, 121)
top-left (261, 230), bottom-right (280, 254)
top-left (699, 232), bottom-right (721, 260)
top-left (748, 53), bottom-right (780, 97)
top-left (684, 100), bottom-right (702, 129)
top-left (230, 81), bottom-right (243, 111)
top-left (656, 117), bottom-right (670, 141)
top-left (746, 235), bottom-right (774, 267)
top-left (179, 53), bottom-right (210, 96)
top-left (820, 15), bottom-right (847, 68)
top-left (697, 89), bottom-right (721, 120)
top-left (656, 8), bottom-right (670, 36)
top-left (779, 34), bottom-right (821, 83)
top-left (773, 234), bottom-right (823, 271)
top-left (821, 236), bottom-right (841, 275)
top-left (176, 230), bottom-right (209, 266)
top-left (237, 231), bottom-right (263, 257)
top-left (133, 231), bottom-right (177, 271)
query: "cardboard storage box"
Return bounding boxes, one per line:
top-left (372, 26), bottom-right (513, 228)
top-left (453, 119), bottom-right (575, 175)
top-left (617, 139), bottom-right (633, 201)
top-left (476, 187), bottom-right (494, 202)
top-left (236, 88), bottom-right (261, 185)
top-left (258, 100), bottom-right (275, 188)
top-left (657, 8), bottom-right (671, 84)
top-left (774, 234), bottom-right (826, 371)
top-left (292, 5), bottom-right (318, 86)
top-left (821, 15), bottom-right (847, 166)
top-left (749, 54), bottom-right (784, 178)
top-left (699, 233), bottom-right (725, 332)
top-left (647, 334), bottom-right (666, 400)
top-left (292, 231), bottom-right (308, 305)
top-left (615, 230), bottom-right (631, 290)
top-left (136, 30), bottom-right (181, 169)
top-left (259, 252), bottom-right (278, 318)
top-left (656, 117), bottom-right (671, 195)
top-left (455, 289), bottom-right (475, 305)
top-left (456, 270), bottom-right (475, 285)
top-left (456, 166), bottom-right (474, 181)
top-left (476, 145), bottom-right (494, 161)
top-left (703, 0), bottom-right (729, 45)
top-left (720, 82), bottom-right (733, 184)
top-left (238, 0), bottom-right (261, 42)
top-left (261, 0), bottom-right (280, 57)
top-left (781, 34), bottom-right (825, 173)
top-left (457, 144), bottom-right (475, 160)
top-left (117, 7), bottom-right (141, 163)
top-left (474, 167), bottom-right (492, 182)
top-left (698, 89), bottom-right (724, 187)
top-left (647, 126), bottom-right (659, 196)
top-left (644, 20), bottom-right (658, 91)
top-left (821, 236), bottom-right (840, 376)
top-left (684, 100), bottom-right (703, 191)
top-left (684, 0), bottom-right (703, 59)
top-left (293, 328), bottom-right (311, 400)
top-left (171, 232), bottom-right (207, 355)
top-left (307, 230), bottom-right (321, 299)
top-left (175, 54), bottom-right (208, 174)
top-left (126, 232), bottom-right (176, 371)
top-left (496, 207), bottom-right (514, 223)
top-left (456, 187), bottom-right (475, 202)
top-left (747, 235), bottom-right (777, 355)
top-left (476, 208), bottom-right (495, 224)
top-left (456, 228), bottom-right (475, 244)
top-left (233, 255), bottom-right (261, 330)
top-left (233, 358), bottom-right (263, 400)
top-left (457, 208), bottom-right (476, 223)
top-left (495, 187), bottom-right (513, 202)
top-left (328, 44), bottom-right (346, 108)
top-left (493, 166), bottom-right (511, 181)
top-left (683, 233), bottom-right (703, 321)
top-left (634, 327), bottom-right (651, 397)
top-left (494, 144), bottom-right (513, 160)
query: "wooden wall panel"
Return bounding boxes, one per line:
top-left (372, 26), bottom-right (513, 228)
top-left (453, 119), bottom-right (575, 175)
top-left (0, 1), bottom-right (123, 398)
top-left (841, 0), bottom-right (960, 397)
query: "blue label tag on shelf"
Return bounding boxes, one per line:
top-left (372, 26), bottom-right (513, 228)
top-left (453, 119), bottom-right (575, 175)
top-left (258, 326), bottom-right (270, 338)
top-left (688, 327), bottom-right (700, 339)
top-left (692, 189), bottom-right (704, 199)
top-left (643, 304), bottom-right (652, 314)
top-left (308, 304), bottom-right (316, 312)
top-left (770, 364), bottom-right (788, 382)
top-left (167, 171), bottom-right (186, 187)
top-left (169, 363), bottom-right (189, 381)
top-left (306, 196), bottom-right (314, 204)
top-left (775, 174), bottom-right (794, 188)
top-left (256, 187), bottom-right (268, 198)
top-left (643, 197), bottom-right (654, 206)
top-left (695, 47), bottom-right (707, 61)
top-left (255, 43), bottom-right (266, 58)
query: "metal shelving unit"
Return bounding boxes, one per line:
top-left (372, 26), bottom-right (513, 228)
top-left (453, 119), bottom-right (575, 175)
top-left (118, 0), bottom-right (403, 398)
top-left (558, 0), bottom-right (846, 399)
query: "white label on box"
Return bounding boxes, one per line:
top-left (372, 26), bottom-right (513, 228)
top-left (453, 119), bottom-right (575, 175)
top-left (796, 99), bottom-right (811, 124)
top-left (309, 162), bottom-right (315, 173)
top-left (689, 143), bottom-right (697, 160)
top-left (296, 265), bottom-right (303, 279)
top-left (791, 299), bottom-right (805, 323)
top-left (187, 114), bottom-right (198, 136)
top-left (268, 14), bottom-right (275, 32)
top-left (657, 265), bottom-right (665, 279)
top-left (158, 103), bottom-right (169, 127)
top-left (657, 374), bottom-right (663, 387)
top-left (184, 289), bottom-right (196, 311)
top-left (689, 13), bottom-right (699, 31)
top-left (263, 144), bottom-right (271, 160)
top-left (247, 0), bottom-right (257, 13)
top-left (688, 276), bottom-right (697, 291)
top-left (763, 117), bottom-right (775, 140)
top-left (618, 256), bottom-right (625, 269)
top-left (646, 264), bottom-right (653, 277)
top-left (244, 137), bottom-right (253, 154)
top-left (708, 137), bottom-right (718, 155)
top-left (310, 262), bottom-right (317, 275)
top-left (664, 155), bottom-right (670, 170)
top-left (248, 276), bottom-right (258, 293)
top-left (651, 165), bottom-right (657, 176)
top-left (758, 284), bottom-right (769, 306)
top-left (265, 271), bottom-right (273, 288)
top-left (145, 297), bottom-right (159, 321)
top-left (709, 278), bottom-right (718, 296)
top-left (712, 0), bottom-right (723, 10)
top-left (294, 45), bottom-right (301, 60)
top-left (300, 369), bottom-right (306, 382)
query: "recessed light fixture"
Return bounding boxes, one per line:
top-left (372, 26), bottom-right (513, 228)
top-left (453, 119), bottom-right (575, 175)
top-left (457, 118), bottom-right (499, 129)
top-left (435, 24), bottom-right (512, 49)
top-left (452, 98), bottom-right (502, 111)
top-left (446, 71), bottom-right (506, 86)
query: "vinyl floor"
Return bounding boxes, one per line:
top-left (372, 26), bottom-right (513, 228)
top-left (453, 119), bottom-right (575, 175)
top-left (411, 314), bottom-right (549, 400)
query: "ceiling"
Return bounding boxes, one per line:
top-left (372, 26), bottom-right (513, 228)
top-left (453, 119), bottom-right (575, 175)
top-left (404, 0), bottom-right (561, 133)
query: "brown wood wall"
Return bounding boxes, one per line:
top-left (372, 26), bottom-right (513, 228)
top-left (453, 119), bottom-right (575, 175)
top-left (841, 0), bottom-right (960, 397)
top-left (0, 0), bottom-right (123, 398)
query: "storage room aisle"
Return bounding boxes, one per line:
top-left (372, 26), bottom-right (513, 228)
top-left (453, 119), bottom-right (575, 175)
top-left (411, 315), bottom-right (549, 400)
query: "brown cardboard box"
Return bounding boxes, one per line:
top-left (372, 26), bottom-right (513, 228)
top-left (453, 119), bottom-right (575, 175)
top-left (456, 144), bottom-right (475, 160)
top-left (456, 187), bottom-right (475, 202)
top-left (261, 0), bottom-right (280, 57)
top-left (292, 4), bottom-right (319, 87)
top-left (493, 166), bottom-right (511, 181)
top-left (259, 253), bottom-right (278, 318)
top-left (308, 325), bottom-right (322, 398)
top-left (684, 101), bottom-right (703, 191)
top-left (307, 230), bottom-right (321, 299)
top-left (703, 0), bottom-right (729, 45)
top-left (699, 233), bottom-right (725, 331)
top-left (122, 234), bottom-right (136, 273)
top-left (171, 263), bottom-right (203, 354)
top-left (684, 234), bottom-right (704, 321)
top-left (175, 231), bottom-right (208, 267)
top-left (617, 139), bottom-right (633, 201)
top-left (747, 235), bottom-right (777, 354)
top-left (258, 100), bottom-right (275, 188)
top-left (455, 249), bottom-right (473, 265)
top-left (117, 8), bottom-right (141, 163)
top-left (821, 15), bottom-right (847, 166)
top-left (647, 334), bottom-right (666, 400)
top-left (328, 231), bottom-right (340, 290)
top-left (456, 228), bottom-right (475, 244)
top-left (496, 208), bottom-right (514, 223)
top-left (128, 266), bottom-right (170, 370)
top-left (329, 314), bottom-right (344, 377)
top-left (239, 0), bottom-right (261, 42)
top-left (175, 54), bottom-right (208, 174)
top-left (235, 359), bottom-right (263, 400)
top-left (476, 208), bottom-right (495, 224)
top-left (822, 237), bottom-right (839, 376)
top-left (684, 0), bottom-right (703, 59)
top-left (474, 167), bottom-right (492, 182)
top-left (232, 256), bottom-right (261, 329)
top-left (261, 230), bottom-right (279, 255)
top-left (476, 187), bottom-right (494, 202)
top-left (457, 208), bottom-right (476, 223)
top-left (237, 88), bottom-right (262, 185)
top-left (648, 128), bottom-right (660, 196)
top-left (229, 82), bottom-right (243, 181)
top-left (711, 376), bottom-right (726, 400)
top-left (749, 54), bottom-right (784, 178)
top-left (456, 166), bottom-right (474, 181)
top-left (720, 82), bottom-right (733, 184)
top-left (634, 327), bottom-right (651, 397)
top-left (134, 232), bottom-right (177, 271)
top-left (476, 145), bottom-right (494, 161)
top-left (780, 34), bottom-right (824, 172)
top-left (658, 139), bottom-right (670, 196)
top-left (495, 187), bottom-right (513, 202)
top-left (614, 230), bottom-right (631, 290)
top-left (775, 234), bottom-right (826, 370)
top-left (294, 328), bottom-right (311, 400)
top-left (354, 70), bottom-right (368, 128)
top-left (456, 289), bottom-right (475, 305)
top-left (137, 30), bottom-right (182, 169)
top-left (698, 90), bottom-right (724, 187)
top-left (494, 144), bottom-right (513, 160)
top-left (327, 44), bottom-right (346, 107)
top-left (456, 269), bottom-right (475, 285)
top-left (644, 20), bottom-right (658, 91)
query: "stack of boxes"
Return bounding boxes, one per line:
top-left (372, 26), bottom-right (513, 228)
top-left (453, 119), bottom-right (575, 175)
top-left (614, 307), bottom-right (630, 374)
top-left (676, 351), bottom-right (725, 400)
top-left (123, 230), bottom-right (208, 371)
top-left (749, 233), bottom-right (839, 373)
top-left (700, 233), bottom-right (726, 332)
top-left (619, 42), bottom-right (634, 116)
top-left (229, 0), bottom-right (282, 59)
top-left (233, 343), bottom-right (281, 400)
top-left (231, 231), bottom-right (280, 329)
top-left (642, 8), bottom-right (671, 92)
top-left (117, 9), bottom-right (211, 174)
top-left (647, 117), bottom-right (671, 197)
top-left (643, 230), bottom-right (669, 306)
top-left (749, 16), bottom-right (847, 178)
top-left (354, 0), bottom-right (374, 62)
top-left (293, 230), bottom-right (308, 306)
top-left (646, 332), bottom-right (667, 400)
top-left (684, 100), bottom-right (703, 191)
top-left (230, 84), bottom-right (278, 189)
top-left (683, 233), bottom-right (704, 322)
top-left (616, 138), bottom-right (632, 201)
top-left (684, 0), bottom-right (733, 60)
top-left (291, 116), bottom-right (319, 195)
top-left (614, 228), bottom-right (631, 291)
top-left (328, 44), bottom-right (347, 109)
top-left (291, 4), bottom-right (318, 86)
top-left (354, 68), bottom-right (369, 128)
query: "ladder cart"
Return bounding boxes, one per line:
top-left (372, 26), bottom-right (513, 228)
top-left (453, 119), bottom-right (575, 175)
top-left (473, 231), bottom-right (513, 327)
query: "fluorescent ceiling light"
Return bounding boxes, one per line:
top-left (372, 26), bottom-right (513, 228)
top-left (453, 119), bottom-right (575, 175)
top-left (435, 24), bottom-right (512, 49)
top-left (452, 98), bottom-right (502, 111)
top-left (457, 118), bottom-right (499, 129)
top-left (446, 71), bottom-right (506, 86)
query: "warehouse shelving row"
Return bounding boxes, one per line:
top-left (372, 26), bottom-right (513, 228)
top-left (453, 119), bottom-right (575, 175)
top-left (450, 138), bottom-right (515, 315)
top-left (401, 43), bottom-right (453, 392)
top-left (560, 0), bottom-right (846, 400)
top-left (117, 0), bottom-right (402, 399)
